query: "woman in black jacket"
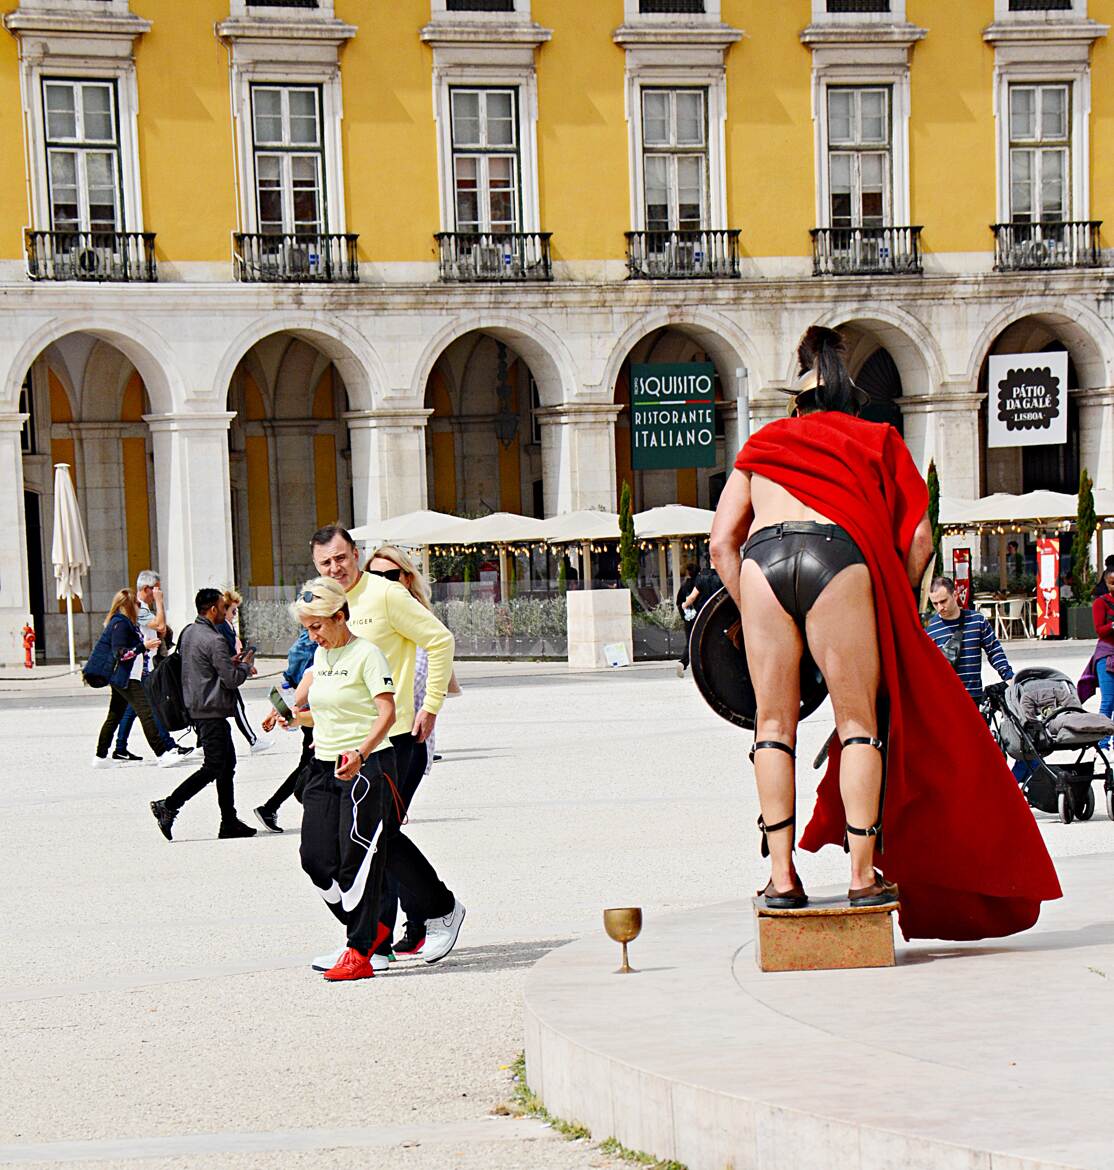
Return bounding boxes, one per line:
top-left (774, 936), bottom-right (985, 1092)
top-left (92, 589), bottom-right (170, 769)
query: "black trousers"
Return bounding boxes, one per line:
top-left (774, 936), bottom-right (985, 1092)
top-left (165, 718), bottom-right (237, 821)
top-left (260, 726), bottom-right (313, 815)
top-left (376, 732), bottom-right (449, 952)
top-left (300, 751), bottom-right (394, 955)
top-left (97, 680), bottom-right (166, 759)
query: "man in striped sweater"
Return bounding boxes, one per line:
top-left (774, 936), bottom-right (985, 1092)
top-left (927, 576), bottom-right (1015, 703)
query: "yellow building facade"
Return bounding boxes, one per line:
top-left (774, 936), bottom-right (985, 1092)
top-left (1, 0), bottom-right (1112, 659)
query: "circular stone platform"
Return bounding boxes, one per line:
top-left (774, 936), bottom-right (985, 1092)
top-left (523, 854), bottom-right (1114, 1170)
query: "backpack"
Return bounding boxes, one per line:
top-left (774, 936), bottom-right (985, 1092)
top-left (82, 626), bottom-right (117, 689)
top-left (143, 649), bottom-right (190, 732)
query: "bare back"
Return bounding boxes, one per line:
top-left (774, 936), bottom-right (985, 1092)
top-left (747, 473), bottom-right (830, 531)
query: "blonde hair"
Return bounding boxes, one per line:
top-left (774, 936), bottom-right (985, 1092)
top-left (105, 588), bottom-right (139, 627)
top-left (290, 576), bottom-right (350, 623)
top-left (369, 545), bottom-right (433, 611)
top-left (223, 587), bottom-right (243, 606)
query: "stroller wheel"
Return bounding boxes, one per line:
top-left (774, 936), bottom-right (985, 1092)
top-left (1075, 785), bottom-right (1095, 822)
top-left (1057, 791), bottom-right (1074, 825)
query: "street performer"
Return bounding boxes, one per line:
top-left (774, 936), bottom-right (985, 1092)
top-left (709, 325), bottom-right (1061, 941)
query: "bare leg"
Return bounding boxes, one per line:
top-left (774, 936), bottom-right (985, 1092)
top-left (739, 560), bottom-right (804, 892)
top-left (803, 564), bottom-right (883, 890)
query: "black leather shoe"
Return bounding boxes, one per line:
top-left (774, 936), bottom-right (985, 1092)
top-left (150, 799), bottom-right (176, 841)
top-left (253, 806), bottom-right (282, 833)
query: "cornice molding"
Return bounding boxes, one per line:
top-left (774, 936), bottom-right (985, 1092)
top-left (419, 20), bottom-right (551, 49)
top-left (3, 10), bottom-right (151, 40)
top-left (216, 16), bottom-right (356, 46)
top-left (612, 22), bottom-right (742, 50)
top-left (800, 21), bottom-right (925, 49)
top-left (983, 18), bottom-right (1108, 47)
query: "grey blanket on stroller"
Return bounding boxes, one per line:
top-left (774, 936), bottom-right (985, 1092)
top-left (1019, 678), bottom-right (1114, 743)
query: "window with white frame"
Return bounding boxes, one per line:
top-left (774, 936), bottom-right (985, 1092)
top-left (251, 84), bottom-right (325, 236)
top-left (1009, 84), bottom-right (1070, 222)
top-left (642, 89), bottom-right (708, 232)
top-left (450, 88), bottom-right (520, 234)
top-left (43, 79), bottom-right (122, 234)
top-left (827, 87), bottom-right (890, 227)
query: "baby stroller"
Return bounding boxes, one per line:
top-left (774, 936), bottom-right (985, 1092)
top-left (984, 667), bottom-right (1114, 824)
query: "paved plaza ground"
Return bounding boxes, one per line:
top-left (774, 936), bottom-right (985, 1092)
top-left (0, 639), bottom-right (1107, 1169)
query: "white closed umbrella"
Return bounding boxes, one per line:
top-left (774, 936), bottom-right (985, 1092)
top-left (51, 463), bottom-right (91, 672)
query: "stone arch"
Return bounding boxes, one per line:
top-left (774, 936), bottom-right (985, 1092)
top-left (4, 317), bottom-right (182, 415)
top-left (82, 340), bottom-right (140, 422)
top-left (965, 299), bottom-right (1112, 389)
top-left (409, 312), bottom-right (578, 410)
top-left (798, 306), bottom-right (944, 399)
top-left (601, 308), bottom-right (761, 404)
top-left (213, 313), bottom-right (385, 413)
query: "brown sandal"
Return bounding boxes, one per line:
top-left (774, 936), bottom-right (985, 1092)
top-left (848, 871), bottom-right (899, 907)
top-left (758, 876), bottom-right (809, 910)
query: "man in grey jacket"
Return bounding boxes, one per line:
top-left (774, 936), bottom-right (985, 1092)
top-left (150, 588), bottom-right (256, 841)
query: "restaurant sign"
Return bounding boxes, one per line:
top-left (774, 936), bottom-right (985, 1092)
top-left (987, 352), bottom-right (1068, 449)
top-left (630, 362), bottom-right (716, 470)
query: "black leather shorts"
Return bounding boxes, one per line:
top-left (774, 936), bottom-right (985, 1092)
top-left (743, 521), bottom-right (865, 626)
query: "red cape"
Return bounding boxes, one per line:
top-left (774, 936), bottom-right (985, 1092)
top-left (736, 412), bottom-right (1061, 941)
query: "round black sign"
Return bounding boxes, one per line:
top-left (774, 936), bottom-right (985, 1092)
top-left (996, 365), bottom-right (1061, 434)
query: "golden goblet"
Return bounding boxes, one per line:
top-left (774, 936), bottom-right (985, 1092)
top-left (603, 907), bottom-right (642, 974)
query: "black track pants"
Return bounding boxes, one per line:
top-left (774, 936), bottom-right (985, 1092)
top-left (165, 717), bottom-right (237, 822)
top-left (299, 751), bottom-right (393, 955)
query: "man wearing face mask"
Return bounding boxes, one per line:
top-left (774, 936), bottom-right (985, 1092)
top-left (308, 524), bottom-right (462, 966)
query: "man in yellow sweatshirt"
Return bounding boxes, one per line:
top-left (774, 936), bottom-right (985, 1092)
top-left (310, 524), bottom-right (463, 965)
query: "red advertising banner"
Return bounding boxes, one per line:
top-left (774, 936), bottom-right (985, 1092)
top-left (952, 548), bottom-right (971, 609)
top-left (1036, 536), bottom-right (1060, 638)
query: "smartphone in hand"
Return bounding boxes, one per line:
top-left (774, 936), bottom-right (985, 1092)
top-left (268, 686), bottom-right (294, 721)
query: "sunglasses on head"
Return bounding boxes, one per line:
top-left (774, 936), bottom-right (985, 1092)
top-left (370, 568), bottom-right (403, 582)
top-left (300, 590), bottom-right (319, 603)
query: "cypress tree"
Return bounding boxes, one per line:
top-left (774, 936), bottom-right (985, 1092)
top-left (1073, 467), bottom-right (1097, 603)
top-left (619, 480), bottom-right (639, 585)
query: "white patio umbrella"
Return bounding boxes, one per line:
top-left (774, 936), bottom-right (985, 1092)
top-left (51, 463), bottom-right (91, 672)
top-left (542, 511), bottom-right (621, 588)
top-left (634, 505), bottom-right (716, 607)
top-left (348, 509), bottom-right (472, 548)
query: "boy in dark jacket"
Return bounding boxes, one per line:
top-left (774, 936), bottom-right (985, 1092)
top-left (149, 588), bottom-right (255, 841)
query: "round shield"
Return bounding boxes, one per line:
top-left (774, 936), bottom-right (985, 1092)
top-left (689, 588), bottom-right (828, 729)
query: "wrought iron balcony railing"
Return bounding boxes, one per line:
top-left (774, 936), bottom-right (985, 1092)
top-left (625, 229), bottom-right (741, 279)
top-left (435, 232), bottom-right (553, 282)
top-left (810, 225), bottom-right (922, 276)
top-left (233, 232), bottom-right (358, 283)
top-left (825, 0), bottom-right (891, 12)
top-left (639, 1), bottom-right (706, 12)
top-left (25, 230), bottom-right (157, 282)
top-left (446, 0), bottom-right (515, 10)
top-left (992, 221), bottom-right (1102, 271)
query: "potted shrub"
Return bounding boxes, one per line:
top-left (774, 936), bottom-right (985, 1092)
top-left (1067, 468), bottom-right (1097, 640)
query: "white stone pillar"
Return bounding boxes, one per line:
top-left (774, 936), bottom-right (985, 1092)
top-left (144, 412), bottom-right (236, 637)
top-left (1078, 387), bottom-right (1114, 492)
top-left (537, 403), bottom-right (621, 516)
top-left (0, 413), bottom-right (30, 666)
top-left (719, 400), bottom-right (741, 467)
top-left (923, 388), bottom-right (984, 501)
top-left (345, 408), bottom-right (433, 525)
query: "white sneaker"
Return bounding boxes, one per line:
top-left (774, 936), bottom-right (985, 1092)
top-left (158, 750), bottom-right (191, 769)
top-left (423, 899), bottom-right (466, 965)
top-left (250, 737), bottom-right (274, 755)
top-left (311, 946), bottom-right (389, 973)
top-left (91, 755), bottom-right (114, 770)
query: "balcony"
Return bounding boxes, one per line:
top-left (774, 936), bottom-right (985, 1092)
top-left (25, 230), bottom-right (157, 282)
top-left (992, 221), bottom-right (1102, 271)
top-left (625, 229), bottom-right (741, 279)
top-left (825, 0), bottom-right (891, 11)
top-left (639, 1), bottom-right (706, 11)
top-left (446, 0), bottom-right (515, 9)
top-left (232, 232), bottom-right (358, 283)
top-left (435, 232), bottom-right (553, 282)
top-left (810, 225), bottom-right (922, 276)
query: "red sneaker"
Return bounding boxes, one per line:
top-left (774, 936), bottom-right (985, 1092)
top-left (322, 947), bottom-right (374, 981)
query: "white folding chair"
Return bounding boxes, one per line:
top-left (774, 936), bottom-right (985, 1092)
top-left (999, 598), bottom-right (1029, 640)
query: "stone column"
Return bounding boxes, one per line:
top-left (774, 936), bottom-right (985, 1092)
top-left (344, 408), bottom-right (433, 526)
top-left (719, 401), bottom-right (740, 467)
top-left (144, 412), bottom-right (236, 637)
top-left (0, 413), bottom-right (30, 666)
top-left (536, 403), bottom-right (621, 516)
top-left (922, 388), bottom-right (984, 501)
top-left (1078, 387), bottom-right (1114, 567)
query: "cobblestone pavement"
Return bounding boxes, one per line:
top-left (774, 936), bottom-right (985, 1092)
top-left (0, 641), bottom-right (1103, 1168)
